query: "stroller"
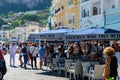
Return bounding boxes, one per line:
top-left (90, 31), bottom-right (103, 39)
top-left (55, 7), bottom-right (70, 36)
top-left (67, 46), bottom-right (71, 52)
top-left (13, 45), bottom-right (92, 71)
top-left (0, 51), bottom-right (7, 80)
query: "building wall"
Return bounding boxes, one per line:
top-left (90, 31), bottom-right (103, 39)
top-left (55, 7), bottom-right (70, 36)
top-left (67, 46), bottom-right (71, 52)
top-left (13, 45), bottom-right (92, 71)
top-left (50, 0), bottom-right (120, 30)
top-left (65, 0), bottom-right (80, 30)
top-left (25, 25), bottom-right (40, 40)
top-left (50, 0), bottom-right (80, 30)
top-left (80, 0), bottom-right (120, 28)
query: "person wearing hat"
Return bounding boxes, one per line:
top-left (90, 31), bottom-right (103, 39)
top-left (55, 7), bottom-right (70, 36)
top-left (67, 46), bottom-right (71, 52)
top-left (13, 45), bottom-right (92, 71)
top-left (103, 47), bottom-right (118, 80)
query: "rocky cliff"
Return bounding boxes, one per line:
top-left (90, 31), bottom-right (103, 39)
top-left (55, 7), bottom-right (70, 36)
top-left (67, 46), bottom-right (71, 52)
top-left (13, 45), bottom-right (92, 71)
top-left (0, 0), bottom-right (52, 14)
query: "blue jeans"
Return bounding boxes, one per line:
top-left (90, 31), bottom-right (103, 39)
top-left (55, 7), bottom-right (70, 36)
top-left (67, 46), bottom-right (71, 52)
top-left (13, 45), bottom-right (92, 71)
top-left (23, 55), bottom-right (28, 67)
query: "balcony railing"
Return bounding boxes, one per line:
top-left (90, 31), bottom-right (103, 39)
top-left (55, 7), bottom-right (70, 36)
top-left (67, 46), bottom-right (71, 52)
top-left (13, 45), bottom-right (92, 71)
top-left (55, 8), bottom-right (61, 14)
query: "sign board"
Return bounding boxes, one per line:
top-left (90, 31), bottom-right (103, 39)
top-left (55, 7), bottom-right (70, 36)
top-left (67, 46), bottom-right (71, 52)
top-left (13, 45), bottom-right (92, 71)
top-left (64, 33), bottom-right (120, 41)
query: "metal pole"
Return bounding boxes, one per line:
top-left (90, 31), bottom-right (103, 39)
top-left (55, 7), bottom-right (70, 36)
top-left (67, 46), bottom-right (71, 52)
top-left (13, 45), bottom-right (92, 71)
top-left (103, 11), bottom-right (106, 27)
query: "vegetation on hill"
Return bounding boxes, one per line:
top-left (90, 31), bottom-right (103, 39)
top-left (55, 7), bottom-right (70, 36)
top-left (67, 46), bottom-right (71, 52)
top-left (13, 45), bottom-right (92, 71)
top-left (0, 8), bottom-right (50, 30)
top-left (0, 0), bottom-right (52, 14)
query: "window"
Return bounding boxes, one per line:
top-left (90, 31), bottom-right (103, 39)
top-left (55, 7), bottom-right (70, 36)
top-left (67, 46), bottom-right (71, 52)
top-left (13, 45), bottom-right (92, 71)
top-left (31, 29), bottom-right (35, 32)
top-left (68, 0), bottom-right (73, 5)
top-left (59, 22), bottom-right (61, 26)
top-left (73, 15), bottom-right (75, 23)
top-left (61, 16), bottom-right (64, 26)
top-left (99, 8), bottom-right (101, 14)
top-left (112, 5), bottom-right (115, 9)
top-left (68, 0), bottom-right (76, 6)
top-left (62, 2), bottom-right (64, 10)
top-left (62, 5), bottom-right (64, 10)
top-left (68, 14), bottom-right (75, 24)
top-left (82, 9), bottom-right (89, 17)
top-left (73, 0), bottom-right (77, 4)
top-left (55, 23), bottom-right (57, 27)
top-left (93, 7), bottom-right (98, 15)
top-left (69, 19), bottom-right (72, 24)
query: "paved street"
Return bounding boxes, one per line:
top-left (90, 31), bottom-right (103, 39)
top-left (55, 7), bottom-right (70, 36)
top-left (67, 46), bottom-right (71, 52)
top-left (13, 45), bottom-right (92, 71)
top-left (3, 54), bottom-right (120, 80)
top-left (3, 54), bottom-right (69, 80)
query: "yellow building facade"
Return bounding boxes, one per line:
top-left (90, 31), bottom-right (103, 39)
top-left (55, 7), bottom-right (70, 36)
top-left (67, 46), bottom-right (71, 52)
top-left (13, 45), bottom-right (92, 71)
top-left (51, 0), bottom-right (80, 30)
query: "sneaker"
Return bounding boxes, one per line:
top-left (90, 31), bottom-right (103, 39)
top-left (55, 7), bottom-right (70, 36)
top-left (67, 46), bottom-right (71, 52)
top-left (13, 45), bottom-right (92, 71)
top-left (35, 67), bottom-right (37, 69)
top-left (20, 63), bottom-right (24, 67)
top-left (24, 65), bottom-right (27, 69)
top-left (10, 65), bottom-right (12, 67)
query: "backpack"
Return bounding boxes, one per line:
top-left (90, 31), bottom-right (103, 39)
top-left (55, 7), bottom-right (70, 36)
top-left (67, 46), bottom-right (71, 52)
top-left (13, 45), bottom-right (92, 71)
top-left (22, 47), bottom-right (27, 53)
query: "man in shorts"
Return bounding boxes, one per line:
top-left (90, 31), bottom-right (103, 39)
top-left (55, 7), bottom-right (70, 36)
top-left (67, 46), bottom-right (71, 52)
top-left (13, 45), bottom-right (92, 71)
top-left (39, 44), bottom-right (45, 70)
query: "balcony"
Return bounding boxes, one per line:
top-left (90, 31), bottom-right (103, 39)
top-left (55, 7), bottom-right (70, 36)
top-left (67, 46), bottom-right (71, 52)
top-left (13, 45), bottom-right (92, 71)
top-left (55, 8), bottom-right (61, 14)
top-left (81, 14), bottom-right (104, 27)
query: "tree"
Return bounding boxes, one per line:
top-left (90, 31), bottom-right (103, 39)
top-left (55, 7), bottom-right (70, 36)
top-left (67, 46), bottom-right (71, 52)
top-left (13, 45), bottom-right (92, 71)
top-left (8, 11), bottom-right (14, 17)
top-left (21, 14), bottom-right (39, 22)
top-left (11, 20), bottom-right (20, 29)
top-left (0, 18), bottom-right (5, 26)
top-left (0, 14), bottom-right (6, 18)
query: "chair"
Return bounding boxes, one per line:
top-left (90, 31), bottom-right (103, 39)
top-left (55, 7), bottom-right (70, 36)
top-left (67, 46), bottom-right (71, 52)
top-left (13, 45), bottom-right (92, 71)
top-left (51, 58), bottom-right (59, 71)
top-left (64, 59), bottom-right (73, 77)
top-left (46, 57), bottom-right (52, 71)
top-left (69, 62), bottom-right (83, 80)
top-left (57, 58), bottom-right (66, 75)
top-left (117, 63), bottom-right (120, 80)
top-left (82, 62), bottom-right (91, 80)
top-left (87, 65), bottom-right (104, 80)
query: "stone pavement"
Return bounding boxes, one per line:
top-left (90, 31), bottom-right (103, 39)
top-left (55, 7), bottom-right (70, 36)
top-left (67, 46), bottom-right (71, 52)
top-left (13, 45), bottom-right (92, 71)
top-left (3, 54), bottom-right (69, 80)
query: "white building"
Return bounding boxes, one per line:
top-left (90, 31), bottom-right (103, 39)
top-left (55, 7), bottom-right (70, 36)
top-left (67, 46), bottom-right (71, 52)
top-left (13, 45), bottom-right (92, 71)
top-left (0, 31), bottom-right (8, 41)
top-left (80, 0), bottom-right (120, 28)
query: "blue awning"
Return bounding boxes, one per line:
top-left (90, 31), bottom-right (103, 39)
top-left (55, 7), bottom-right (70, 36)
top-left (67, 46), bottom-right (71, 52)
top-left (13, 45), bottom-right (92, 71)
top-left (29, 28), bottom-right (74, 40)
top-left (105, 22), bottom-right (120, 32)
top-left (67, 27), bottom-right (104, 35)
top-left (105, 28), bottom-right (120, 33)
top-left (37, 28), bottom-right (74, 34)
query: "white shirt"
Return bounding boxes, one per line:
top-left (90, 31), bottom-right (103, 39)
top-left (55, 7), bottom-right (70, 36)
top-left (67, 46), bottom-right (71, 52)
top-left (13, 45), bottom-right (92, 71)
top-left (10, 45), bottom-right (17, 54)
top-left (32, 47), bottom-right (39, 57)
top-left (17, 47), bottom-right (23, 55)
top-left (29, 46), bottom-right (35, 54)
top-left (115, 52), bottom-right (120, 64)
top-left (115, 52), bottom-right (120, 77)
top-left (30, 46), bottom-right (38, 57)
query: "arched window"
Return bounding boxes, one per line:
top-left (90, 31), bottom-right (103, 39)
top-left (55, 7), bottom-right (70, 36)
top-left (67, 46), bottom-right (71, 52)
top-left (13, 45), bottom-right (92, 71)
top-left (93, 7), bottom-right (97, 15)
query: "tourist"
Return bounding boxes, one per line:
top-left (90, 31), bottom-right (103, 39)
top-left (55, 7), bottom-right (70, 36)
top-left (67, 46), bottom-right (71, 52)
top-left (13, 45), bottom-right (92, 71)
top-left (103, 47), bottom-right (118, 80)
top-left (9, 42), bottom-right (17, 67)
top-left (17, 43), bottom-right (23, 67)
top-left (39, 44), bottom-right (45, 70)
top-left (22, 43), bottom-right (28, 69)
top-left (29, 43), bottom-right (38, 69)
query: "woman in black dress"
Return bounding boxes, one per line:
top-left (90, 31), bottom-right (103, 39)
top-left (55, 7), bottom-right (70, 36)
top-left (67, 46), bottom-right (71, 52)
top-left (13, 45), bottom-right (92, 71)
top-left (103, 47), bottom-right (118, 80)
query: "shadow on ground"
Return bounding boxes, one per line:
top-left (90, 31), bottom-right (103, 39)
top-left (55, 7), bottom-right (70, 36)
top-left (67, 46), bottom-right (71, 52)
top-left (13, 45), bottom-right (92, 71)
top-left (36, 71), bottom-right (65, 77)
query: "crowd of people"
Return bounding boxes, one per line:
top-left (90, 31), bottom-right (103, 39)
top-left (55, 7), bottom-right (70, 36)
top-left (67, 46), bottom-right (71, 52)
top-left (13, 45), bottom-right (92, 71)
top-left (0, 41), bottom-right (119, 80)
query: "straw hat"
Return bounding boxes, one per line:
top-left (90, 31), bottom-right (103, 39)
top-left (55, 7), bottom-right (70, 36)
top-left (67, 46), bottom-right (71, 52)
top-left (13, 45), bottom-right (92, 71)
top-left (103, 47), bottom-right (115, 56)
